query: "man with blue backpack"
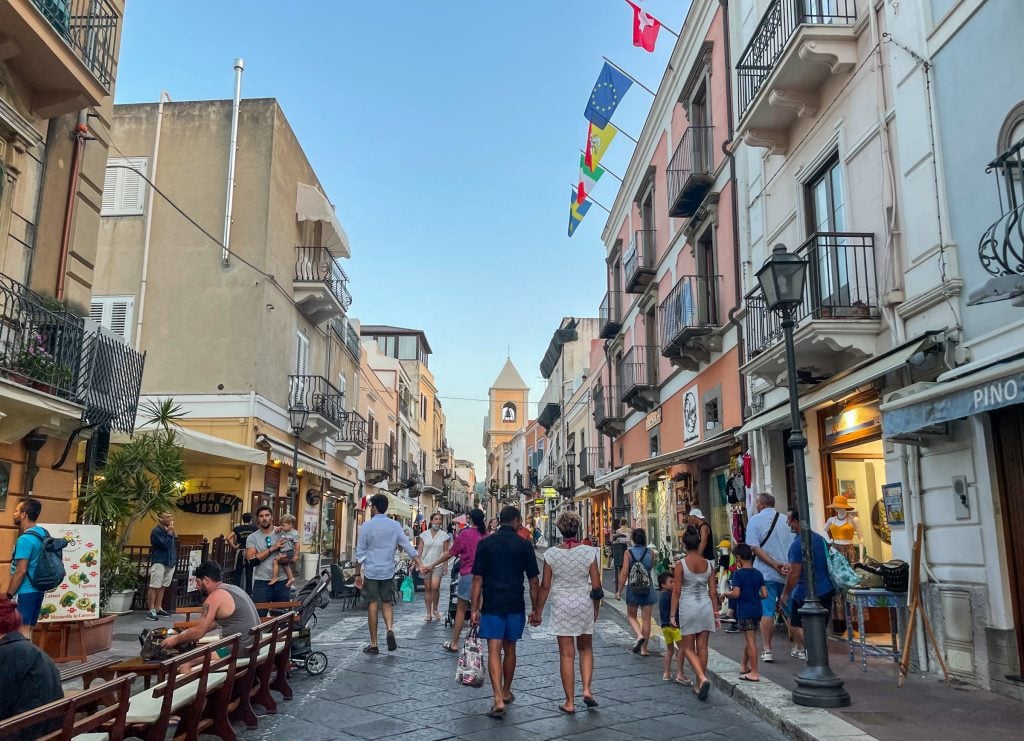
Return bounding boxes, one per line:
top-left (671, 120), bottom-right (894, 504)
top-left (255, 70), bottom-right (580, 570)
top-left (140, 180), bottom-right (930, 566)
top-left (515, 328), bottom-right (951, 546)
top-left (4, 499), bottom-right (66, 638)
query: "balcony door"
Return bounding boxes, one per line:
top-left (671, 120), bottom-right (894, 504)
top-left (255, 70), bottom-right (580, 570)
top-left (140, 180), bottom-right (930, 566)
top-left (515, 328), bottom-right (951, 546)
top-left (696, 228), bottom-right (719, 326)
top-left (808, 157), bottom-right (849, 309)
top-left (689, 83), bottom-right (711, 173)
top-left (645, 308), bottom-right (658, 385)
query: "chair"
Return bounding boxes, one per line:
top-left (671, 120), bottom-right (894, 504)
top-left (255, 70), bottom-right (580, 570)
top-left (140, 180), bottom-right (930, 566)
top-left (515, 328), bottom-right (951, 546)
top-left (0, 673), bottom-right (135, 741)
top-left (195, 633), bottom-right (242, 741)
top-left (123, 642), bottom-right (217, 741)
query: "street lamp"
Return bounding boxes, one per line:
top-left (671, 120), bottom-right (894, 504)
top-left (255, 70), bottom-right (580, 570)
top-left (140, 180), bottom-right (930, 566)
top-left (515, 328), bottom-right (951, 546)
top-left (756, 244), bottom-right (850, 708)
top-left (287, 401), bottom-right (309, 516)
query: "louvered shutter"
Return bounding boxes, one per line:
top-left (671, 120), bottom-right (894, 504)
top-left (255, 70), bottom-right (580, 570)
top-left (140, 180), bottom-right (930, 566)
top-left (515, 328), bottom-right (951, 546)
top-left (101, 157), bottom-right (148, 215)
top-left (101, 165), bottom-right (117, 213)
top-left (89, 301), bottom-right (104, 324)
top-left (109, 300), bottom-right (131, 340)
top-left (89, 296), bottom-right (134, 342)
top-left (296, 331), bottom-right (309, 375)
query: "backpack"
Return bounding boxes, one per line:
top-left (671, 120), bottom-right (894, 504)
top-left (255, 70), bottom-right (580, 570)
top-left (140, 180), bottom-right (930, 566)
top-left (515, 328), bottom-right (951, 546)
top-left (627, 548), bottom-right (652, 595)
top-left (24, 529), bottom-right (69, 592)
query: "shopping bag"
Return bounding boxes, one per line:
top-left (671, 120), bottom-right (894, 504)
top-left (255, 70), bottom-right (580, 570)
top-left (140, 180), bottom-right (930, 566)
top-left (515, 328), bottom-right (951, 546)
top-left (400, 576), bottom-right (415, 602)
top-left (826, 546), bottom-right (861, 592)
top-left (456, 626), bottom-right (485, 687)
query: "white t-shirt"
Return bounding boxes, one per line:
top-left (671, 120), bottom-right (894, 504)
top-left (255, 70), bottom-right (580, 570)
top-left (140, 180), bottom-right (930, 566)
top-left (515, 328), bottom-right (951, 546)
top-left (419, 529), bottom-right (450, 569)
top-left (744, 507), bottom-right (795, 585)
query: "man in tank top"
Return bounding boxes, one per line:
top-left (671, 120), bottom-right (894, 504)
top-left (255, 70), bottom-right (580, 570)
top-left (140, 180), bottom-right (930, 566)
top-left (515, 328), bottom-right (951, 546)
top-left (161, 559), bottom-right (261, 651)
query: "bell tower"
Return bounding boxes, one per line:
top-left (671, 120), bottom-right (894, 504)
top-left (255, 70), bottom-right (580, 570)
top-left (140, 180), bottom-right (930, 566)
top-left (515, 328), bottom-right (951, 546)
top-left (483, 357), bottom-right (529, 490)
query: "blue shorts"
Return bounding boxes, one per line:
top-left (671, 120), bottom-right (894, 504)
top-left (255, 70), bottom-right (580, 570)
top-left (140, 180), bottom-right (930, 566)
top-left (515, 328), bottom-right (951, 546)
top-left (761, 581), bottom-right (784, 618)
top-left (478, 612), bottom-right (526, 642)
top-left (15, 591), bottom-right (45, 626)
top-left (456, 574), bottom-right (472, 602)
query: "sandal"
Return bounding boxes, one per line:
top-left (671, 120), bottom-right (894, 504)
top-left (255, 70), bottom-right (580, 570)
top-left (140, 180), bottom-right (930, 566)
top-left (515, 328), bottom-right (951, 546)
top-left (739, 673), bottom-right (760, 682)
top-left (674, 675), bottom-right (693, 686)
top-left (558, 703), bottom-right (575, 715)
top-left (442, 641), bottom-right (459, 652)
top-left (424, 615), bottom-right (433, 622)
top-left (504, 692), bottom-right (515, 704)
top-left (487, 706), bottom-right (505, 719)
top-left (362, 645), bottom-right (379, 654)
top-left (697, 680), bottom-right (711, 700)
top-left (632, 638), bottom-right (645, 654)
top-left (433, 611), bottom-right (442, 621)
top-left (583, 696), bottom-right (598, 708)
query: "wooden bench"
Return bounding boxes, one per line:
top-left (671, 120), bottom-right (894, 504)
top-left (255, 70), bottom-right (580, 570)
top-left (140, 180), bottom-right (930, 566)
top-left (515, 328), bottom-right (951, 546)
top-left (173, 601), bottom-right (301, 631)
top-left (229, 611), bottom-right (294, 730)
top-left (196, 632), bottom-right (242, 741)
top-left (59, 656), bottom-right (123, 688)
top-left (0, 673), bottom-right (135, 741)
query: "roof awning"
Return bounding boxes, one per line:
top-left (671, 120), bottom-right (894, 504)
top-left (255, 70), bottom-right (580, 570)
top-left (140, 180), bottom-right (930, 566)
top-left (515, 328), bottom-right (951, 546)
top-left (623, 472), bottom-right (649, 495)
top-left (296, 183), bottom-right (350, 258)
top-left (114, 425), bottom-right (266, 466)
top-left (574, 487), bottom-right (610, 502)
top-left (630, 429), bottom-right (739, 475)
top-left (257, 434), bottom-right (332, 479)
top-left (594, 465), bottom-right (629, 487)
top-left (737, 336), bottom-right (933, 437)
top-left (540, 319), bottom-right (579, 379)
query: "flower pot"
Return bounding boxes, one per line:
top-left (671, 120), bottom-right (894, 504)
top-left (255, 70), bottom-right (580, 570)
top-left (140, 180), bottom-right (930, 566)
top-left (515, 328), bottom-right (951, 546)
top-left (33, 615), bottom-right (117, 663)
top-left (300, 552), bottom-right (321, 581)
top-left (103, 590), bottom-right (136, 615)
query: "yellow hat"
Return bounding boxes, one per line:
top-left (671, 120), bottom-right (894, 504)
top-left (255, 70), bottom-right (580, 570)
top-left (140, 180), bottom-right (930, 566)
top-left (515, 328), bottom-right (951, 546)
top-left (718, 538), bottom-right (731, 549)
top-left (829, 494), bottom-right (855, 510)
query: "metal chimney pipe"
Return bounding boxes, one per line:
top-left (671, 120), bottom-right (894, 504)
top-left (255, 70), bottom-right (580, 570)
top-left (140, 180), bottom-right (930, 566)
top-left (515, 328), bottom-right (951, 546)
top-left (222, 58), bottom-right (244, 266)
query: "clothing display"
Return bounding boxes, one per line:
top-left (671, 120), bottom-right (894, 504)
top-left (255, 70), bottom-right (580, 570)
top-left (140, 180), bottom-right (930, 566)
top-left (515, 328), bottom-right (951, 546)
top-left (544, 546), bottom-right (597, 637)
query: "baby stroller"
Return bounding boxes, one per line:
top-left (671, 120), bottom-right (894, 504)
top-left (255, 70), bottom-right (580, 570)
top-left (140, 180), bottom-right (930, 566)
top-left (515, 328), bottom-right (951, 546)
top-left (280, 567), bottom-right (331, 675)
top-left (444, 558), bottom-right (465, 628)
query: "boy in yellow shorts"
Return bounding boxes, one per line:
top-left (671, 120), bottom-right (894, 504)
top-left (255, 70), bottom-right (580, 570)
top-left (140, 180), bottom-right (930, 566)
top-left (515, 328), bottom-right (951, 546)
top-left (657, 572), bottom-right (690, 685)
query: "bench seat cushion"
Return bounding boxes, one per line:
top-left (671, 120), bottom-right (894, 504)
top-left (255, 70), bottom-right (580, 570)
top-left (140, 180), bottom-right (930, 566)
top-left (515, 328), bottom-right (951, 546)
top-left (71, 734), bottom-right (109, 741)
top-left (207, 672), bottom-right (228, 691)
top-left (235, 643), bottom-right (272, 669)
top-left (126, 680), bottom-right (201, 724)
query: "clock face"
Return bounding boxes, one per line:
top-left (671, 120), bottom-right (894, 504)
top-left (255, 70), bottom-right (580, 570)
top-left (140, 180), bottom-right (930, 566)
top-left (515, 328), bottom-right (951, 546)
top-left (684, 394), bottom-right (697, 434)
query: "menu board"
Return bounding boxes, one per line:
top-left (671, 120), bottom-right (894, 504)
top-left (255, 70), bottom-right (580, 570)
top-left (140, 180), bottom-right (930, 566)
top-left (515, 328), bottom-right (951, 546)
top-left (36, 524), bottom-right (102, 623)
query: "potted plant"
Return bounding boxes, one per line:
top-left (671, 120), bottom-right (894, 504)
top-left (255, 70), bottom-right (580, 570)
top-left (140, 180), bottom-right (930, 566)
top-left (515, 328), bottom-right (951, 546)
top-left (100, 546), bottom-right (140, 615)
top-left (9, 332), bottom-right (74, 393)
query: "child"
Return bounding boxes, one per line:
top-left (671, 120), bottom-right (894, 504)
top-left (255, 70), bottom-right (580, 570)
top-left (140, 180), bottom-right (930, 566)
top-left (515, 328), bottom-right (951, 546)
top-left (271, 515), bottom-right (299, 587)
top-left (657, 572), bottom-right (691, 686)
top-left (726, 543), bottom-right (768, 681)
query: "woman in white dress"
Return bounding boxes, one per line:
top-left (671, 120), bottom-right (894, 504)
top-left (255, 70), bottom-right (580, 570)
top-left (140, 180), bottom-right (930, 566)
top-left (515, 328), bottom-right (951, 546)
top-left (534, 511), bottom-right (603, 714)
top-left (670, 525), bottom-right (720, 701)
top-left (417, 513), bottom-right (450, 622)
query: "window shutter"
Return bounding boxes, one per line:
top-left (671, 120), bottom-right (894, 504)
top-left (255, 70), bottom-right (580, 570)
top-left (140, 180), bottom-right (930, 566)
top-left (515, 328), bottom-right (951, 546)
top-left (89, 296), bottom-right (134, 342)
top-left (101, 157), bottom-right (148, 215)
top-left (295, 331), bottom-right (309, 376)
top-left (121, 158), bottom-right (147, 212)
top-left (89, 301), bottom-right (104, 324)
top-left (101, 165), bottom-right (118, 213)
top-left (109, 300), bottom-right (131, 340)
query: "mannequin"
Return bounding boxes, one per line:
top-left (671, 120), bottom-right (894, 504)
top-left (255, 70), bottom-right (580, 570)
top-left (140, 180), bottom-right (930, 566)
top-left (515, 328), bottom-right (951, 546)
top-left (824, 494), bottom-right (863, 562)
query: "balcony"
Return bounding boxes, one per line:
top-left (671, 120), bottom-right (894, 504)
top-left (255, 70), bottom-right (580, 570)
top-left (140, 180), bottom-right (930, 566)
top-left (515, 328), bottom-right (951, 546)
top-left (618, 345), bottom-right (659, 412)
top-left (330, 317), bottom-right (362, 361)
top-left (335, 410), bottom-right (368, 456)
top-left (667, 126), bottom-right (715, 218)
top-left (294, 246), bottom-right (352, 325)
top-left (578, 447), bottom-right (599, 487)
top-left (659, 275), bottom-right (723, 370)
top-left (593, 382), bottom-right (626, 437)
top-left (537, 399), bottom-right (560, 433)
top-left (365, 443), bottom-right (394, 485)
top-left (970, 139), bottom-right (1024, 306)
top-left (742, 232), bottom-right (879, 385)
top-left (287, 374), bottom-right (346, 443)
top-left (599, 291), bottom-right (623, 339)
top-left (736, 0), bottom-right (859, 155)
top-left (624, 230), bottom-right (657, 293)
top-left (556, 454), bottom-right (576, 493)
top-left (0, 0), bottom-right (119, 118)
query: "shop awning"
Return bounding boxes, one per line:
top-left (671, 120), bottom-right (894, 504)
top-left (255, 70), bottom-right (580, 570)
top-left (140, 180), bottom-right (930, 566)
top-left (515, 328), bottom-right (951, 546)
top-left (296, 183), bottom-right (350, 258)
top-left (257, 434), bottom-right (332, 480)
top-left (881, 353), bottom-right (1024, 438)
top-left (630, 429), bottom-right (739, 475)
top-left (594, 465), bottom-right (629, 487)
top-left (736, 336), bottom-right (934, 437)
top-left (574, 487), bottom-right (610, 503)
top-left (438, 507), bottom-right (454, 516)
top-left (623, 472), bottom-right (649, 495)
top-left (386, 493), bottom-right (413, 519)
top-left (114, 425), bottom-right (266, 465)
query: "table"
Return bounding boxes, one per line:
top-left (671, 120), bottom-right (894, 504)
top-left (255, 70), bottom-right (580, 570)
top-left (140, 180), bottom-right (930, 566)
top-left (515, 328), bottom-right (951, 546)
top-left (86, 656), bottom-right (169, 690)
top-left (844, 588), bottom-right (907, 670)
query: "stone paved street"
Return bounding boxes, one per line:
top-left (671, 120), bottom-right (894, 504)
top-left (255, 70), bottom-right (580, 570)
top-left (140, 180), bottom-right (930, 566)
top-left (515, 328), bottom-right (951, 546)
top-left (236, 580), bottom-right (790, 741)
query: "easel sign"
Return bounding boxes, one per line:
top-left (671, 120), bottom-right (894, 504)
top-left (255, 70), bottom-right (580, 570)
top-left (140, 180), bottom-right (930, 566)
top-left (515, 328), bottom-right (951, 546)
top-left (36, 524), bottom-right (101, 622)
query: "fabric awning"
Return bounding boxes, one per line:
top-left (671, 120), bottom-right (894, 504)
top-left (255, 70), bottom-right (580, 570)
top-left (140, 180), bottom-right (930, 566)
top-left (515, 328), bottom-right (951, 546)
top-left (736, 336), bottom-right (933, 437)
top-left (630, 429), bottom-right (739, 475)
top-left (594, 465), bottom-right (629, 487)
top-left (438, 508), bottom-right (455, 516)
top-left (574, 487), bottom-right (610, 503)
top-left (623, 472), bottom-right (649, 495)
top-left (296, 183), bottom-right (350, 258)
top-left (386, 493), bottom-right (413, 519)
top-left (114, 425), bottom-right (266, 465)
top-left (257, 435), bottom-right (332, 479)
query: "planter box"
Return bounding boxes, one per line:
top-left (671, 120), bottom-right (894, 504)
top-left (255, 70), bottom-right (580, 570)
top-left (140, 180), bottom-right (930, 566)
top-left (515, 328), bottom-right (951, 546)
top-left (102, 590), bottom-right (136, 616)
top-left (33, 615), bottom-right (117, 663)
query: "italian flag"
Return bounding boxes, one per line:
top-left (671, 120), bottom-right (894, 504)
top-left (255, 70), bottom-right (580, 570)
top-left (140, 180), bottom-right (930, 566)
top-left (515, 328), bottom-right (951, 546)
top-left (578, 154), bottom-right (605, 205)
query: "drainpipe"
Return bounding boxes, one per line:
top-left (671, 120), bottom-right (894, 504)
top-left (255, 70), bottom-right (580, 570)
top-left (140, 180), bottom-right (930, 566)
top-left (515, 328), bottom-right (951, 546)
top-left (135, 91), bottom-right (171, 351)
top-left (222, 59), bottom-right (244, 267)
top-left (56, 111), bottom-right (90, 301)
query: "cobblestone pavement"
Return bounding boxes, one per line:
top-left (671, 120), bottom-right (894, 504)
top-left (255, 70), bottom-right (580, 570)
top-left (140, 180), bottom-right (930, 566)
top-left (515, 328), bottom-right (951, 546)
top-left (236, 582), bottom-right (790, 741)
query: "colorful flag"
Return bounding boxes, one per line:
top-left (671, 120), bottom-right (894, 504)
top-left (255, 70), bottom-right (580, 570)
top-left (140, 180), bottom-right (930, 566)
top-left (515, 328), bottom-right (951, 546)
top-left (569, 188), bottom-right (592, 237)
top-left (584, 120), bottom-right (618, 171)
top-left (585, 62), bottom-right (633, 129)
top-left (577, 154), bottom-right (605, 205)
top-left (626, 1), bottom-right (662, 52)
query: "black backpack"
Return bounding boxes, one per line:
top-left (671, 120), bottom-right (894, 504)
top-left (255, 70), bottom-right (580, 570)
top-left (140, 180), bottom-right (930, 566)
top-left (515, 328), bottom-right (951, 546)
top-left (24, 529), bottom-right (69, 592)
top-left (627, 548), bottom-right (652, 595)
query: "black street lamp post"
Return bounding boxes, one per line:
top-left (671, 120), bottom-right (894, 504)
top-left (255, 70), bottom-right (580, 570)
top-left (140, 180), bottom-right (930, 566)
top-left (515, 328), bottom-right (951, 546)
top-left (756, 244), bottom-right (851, 708)
top-left (288, 402), bottom-right (309, 517)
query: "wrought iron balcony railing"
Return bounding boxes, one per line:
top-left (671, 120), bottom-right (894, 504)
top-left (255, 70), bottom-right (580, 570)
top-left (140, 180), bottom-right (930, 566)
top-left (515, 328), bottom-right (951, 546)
top-left (366, 443), bottom-right (394, 479)
top-left (287, 374), bottom-right (347, 429)
top-left (667, 126), bottom-right (715, 218)
top-left (624, 230), bottom-right (657, 293)
top-left (599, 290), bottom-right (623, 339)
top-left (659, 274), bottom-right (721, 349)
top-left (618, 345), bottom-right (658, 401)
top-left (744, 232), bottom-right (877, 360)
top-left (32, 0), bottom-right (120, 88)
top-left (295, 246), bottom-right (352, 310)
top-left (593, 382), bottom-right (626, 431)
top-left (976, 139), bottom-right (1024, 286)
top-left (578, 447), bottom-right (599, 483)
top-left (336, 410), bottom-right (368, 449)
top-left (736, 0), bottom-right (858, 118)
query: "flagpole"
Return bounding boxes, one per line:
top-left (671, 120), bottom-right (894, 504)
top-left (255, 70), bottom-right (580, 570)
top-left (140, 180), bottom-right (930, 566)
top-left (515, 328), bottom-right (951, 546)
top-left (624, 0), bottom-right (681, 37)
top-left (579, 150), bottom-right (624, 182)
top-left (602, 57), bottom-right (658, 97)
top-left (570, 186), bottom-right (612, 214)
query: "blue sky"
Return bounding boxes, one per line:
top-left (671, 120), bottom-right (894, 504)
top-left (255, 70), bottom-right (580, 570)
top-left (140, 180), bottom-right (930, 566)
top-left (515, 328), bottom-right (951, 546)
top-left (115, 0), bottom-right (686, 472)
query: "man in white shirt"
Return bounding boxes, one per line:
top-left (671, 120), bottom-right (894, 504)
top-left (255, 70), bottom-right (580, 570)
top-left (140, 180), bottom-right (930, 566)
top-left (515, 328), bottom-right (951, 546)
top-left (744, 493), bottom-right (795, 663)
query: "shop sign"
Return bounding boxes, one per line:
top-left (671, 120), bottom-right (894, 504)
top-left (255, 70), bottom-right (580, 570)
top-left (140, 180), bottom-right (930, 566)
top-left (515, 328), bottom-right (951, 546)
top-left (645, 407), bottom-right (662, 430)
top-left (883, 371), bottom-right (1024, 438)
top-left (542, 487), bottom-right (559, 499)
top-left (37, 524), bottom-right (101, 622)
top-left (683, 385), bottom-right (700, 444)
top-left (177, 492), bottom-right (242, 515)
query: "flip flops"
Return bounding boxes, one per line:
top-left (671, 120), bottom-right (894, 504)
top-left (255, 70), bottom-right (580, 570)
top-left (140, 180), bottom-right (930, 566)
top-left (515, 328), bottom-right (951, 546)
top-left (674, 675), bottom-right (693, 687)
top-left (739, 673), bottom-right (760, 682)
top-left (386, 630), bottom-right (398, 651)
top-left (487, 706), bottom-right (505, 719)
top-left (442, 642), bottom-right (459, 653)
top-left (583, 696), bottom-right (599, 708)
top-left (362, 645), bottom-right (379, 654)
top-left (632, 638), bottom-right (645, 654)
top-left (504, 693), bottom-right (515, 704)
top-left (558, 703), bottom-right (575, 715)
top-left (697, 680), bottom-right (711, 700)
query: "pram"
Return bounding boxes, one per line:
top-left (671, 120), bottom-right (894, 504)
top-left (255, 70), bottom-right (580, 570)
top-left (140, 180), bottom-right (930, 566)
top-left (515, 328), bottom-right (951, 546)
top-left (444, 558), bottom-right (466, 628)
top-left (280, 567), bottom-right (331, 675)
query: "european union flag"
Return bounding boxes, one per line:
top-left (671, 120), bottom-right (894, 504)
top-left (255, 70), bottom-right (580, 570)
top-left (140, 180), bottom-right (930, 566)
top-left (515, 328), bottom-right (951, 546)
top-left (585, 62), bottom-right (633, 128)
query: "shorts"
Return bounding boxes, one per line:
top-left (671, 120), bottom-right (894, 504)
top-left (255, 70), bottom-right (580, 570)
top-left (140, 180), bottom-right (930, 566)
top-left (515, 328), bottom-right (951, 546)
top-left (736, 617), bottom-right (759, 632)
top-left (456, 574), bottom-right (473, 602)
top-left (422, 567), bottom-right (444, 584)
top-left (790, 591), bottom-right (834, 629)
top-left (362, 578), bottom-right (395, 604)
top-left (15, 591), bottom-right (44, 626)
top-left (149, 563), bottom-right (175, 589)
top-left (661, 626), bottom-right (682, 646)
top-left (761, 581), bottom-right (784, 617)
top-left (478, 612), bottom-right (526, 642)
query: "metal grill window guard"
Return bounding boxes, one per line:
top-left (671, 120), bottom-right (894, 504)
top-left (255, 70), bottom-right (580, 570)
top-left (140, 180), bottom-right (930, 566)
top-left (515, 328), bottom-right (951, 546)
top-left (31, 0), bottom-right (120, 88)
top-left (659, 274), bottom-right (722, 347)
top-left (624, 230), bottom-right (657, 287)
top-left (978, 138), bottom-right (1024, 277)
top-left (295, 246), bottom-right (353, 310)
top-left (618, 345), bottom-right (658, 399)
top-left (287, 374), bottom-right (347, 428)
top-left (744, 232), bottom-right (877, 360)
top-left (600, 291), bottom-right (622, 326)
top-left (336, 411), bottom-right (368, 447)
top-left (736, 0), bottom-right (858, 117)
top-left (667, 126), bottom-right (715, 202)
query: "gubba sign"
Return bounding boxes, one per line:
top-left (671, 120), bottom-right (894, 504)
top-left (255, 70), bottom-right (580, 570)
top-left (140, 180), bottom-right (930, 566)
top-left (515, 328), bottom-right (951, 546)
top-left (177, 492), bottom-right (241, 515)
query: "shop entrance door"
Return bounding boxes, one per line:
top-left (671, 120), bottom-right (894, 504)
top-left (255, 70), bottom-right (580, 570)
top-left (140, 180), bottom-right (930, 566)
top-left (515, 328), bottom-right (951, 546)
top-left (990, 405), bottom-right (1024, 679)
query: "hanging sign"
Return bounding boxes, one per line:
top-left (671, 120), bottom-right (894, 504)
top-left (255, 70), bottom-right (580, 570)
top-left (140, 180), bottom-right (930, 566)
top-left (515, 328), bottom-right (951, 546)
top-left (37, 524), bottom-right (101, 623)
top-left (645, 407), bottom-right (662, 430)
top-left (683, 385), bottom-right (700, 444)
top-left (177, 492), bottom-right (242, 515)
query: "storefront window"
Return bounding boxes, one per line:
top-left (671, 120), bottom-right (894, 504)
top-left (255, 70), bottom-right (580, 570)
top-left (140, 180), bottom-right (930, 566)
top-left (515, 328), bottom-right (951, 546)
top-left (0, 462), bottom-right (9, 511)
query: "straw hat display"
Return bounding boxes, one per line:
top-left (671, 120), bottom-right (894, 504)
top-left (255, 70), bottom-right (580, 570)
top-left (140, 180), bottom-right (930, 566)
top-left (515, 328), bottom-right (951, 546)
top-left (828, 494), bottom-right (855, 510)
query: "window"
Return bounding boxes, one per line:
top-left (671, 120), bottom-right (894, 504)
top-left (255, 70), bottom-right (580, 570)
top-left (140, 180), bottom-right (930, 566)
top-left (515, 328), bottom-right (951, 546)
top-left (421, 393), bottom-right (427, 421)
top-left (337, 373), bottom-right (347, 405)
top-left (90, 295), bottom-right (135, 342)
top-left (806, 156), bottom-right (849, 306)
top-left (398, 336), bottom-right (417, 360)
top-left (295, 331), bottom-right (309, 375)
top-left (102, 157), bottom-right (148, 216)
top-left (808, 156), bottom-right (846, 234)
top-left (649, 433), bottom-right (659, 458)
top-left (368, 412), bottom-right (376, 441)
top-left (703, 384), bottom-right (723, 436)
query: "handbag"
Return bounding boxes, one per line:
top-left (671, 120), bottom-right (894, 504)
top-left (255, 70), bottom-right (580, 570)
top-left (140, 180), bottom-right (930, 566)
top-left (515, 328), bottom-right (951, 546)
top-left (456, 626), bottom-right (485, 687)
top-left (826, 546), bottom-right (861, 592)
top-left (400, 576), bottom-right (415, 602)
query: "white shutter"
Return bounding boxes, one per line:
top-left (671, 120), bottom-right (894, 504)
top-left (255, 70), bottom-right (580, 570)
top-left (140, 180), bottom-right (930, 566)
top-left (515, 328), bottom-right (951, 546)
top-left (101, 165), bottom-right (117, 214)
top-left (101, 157), bottom-right (148, 216)
top-left (89, 301), bottom-right (104, 324)
top-left (295, 331), bottom-right (309, 376)
top-left (90, 296), bottom-right (134, 342)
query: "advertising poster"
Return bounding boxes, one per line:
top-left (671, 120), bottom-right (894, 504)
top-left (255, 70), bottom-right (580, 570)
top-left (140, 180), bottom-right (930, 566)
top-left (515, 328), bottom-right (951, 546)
top-left (36, 524), bottom-right (101, 623)
top-left (882, 483), bottom-right (905, 527)
top-left (683, 385), bottom-right (700, 444)
top-left (186, 549), bottom-right (203, 593)
top-left (303, 507), bottom-right (318, 546)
